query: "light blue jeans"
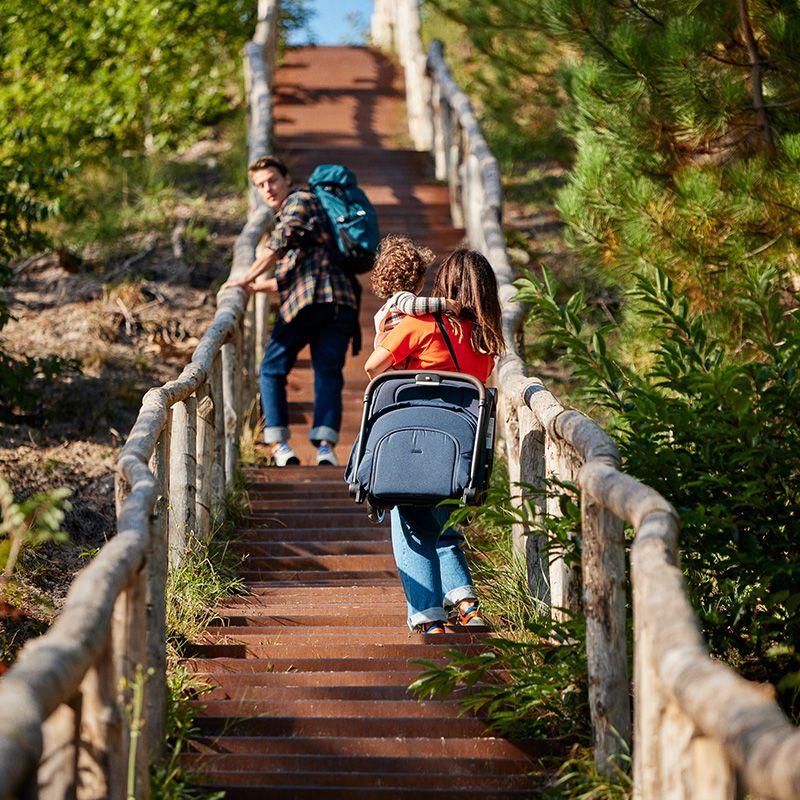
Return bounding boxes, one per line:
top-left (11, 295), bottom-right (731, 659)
top-left (390, 506), bottom-right (477, 629)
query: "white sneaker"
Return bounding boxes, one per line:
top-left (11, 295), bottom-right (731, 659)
top-left (316, 444), bottom-right (339, 466)
top-left (273, 443), bottom-right (300, 467)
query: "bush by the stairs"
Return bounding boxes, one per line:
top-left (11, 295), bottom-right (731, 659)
top-left (517, 266), bottom-right (800, 720)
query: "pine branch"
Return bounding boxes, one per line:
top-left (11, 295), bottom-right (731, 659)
top-left (576, 16), bottom-right (640, 77)
top-left (737, 0), bottom-right (775, 153)
top-left (703, 51), bottom-right (756, 68)
top-left (763, 96), bottom-right (800, 109)
top-left (627, 0), bottom-right (664, 27)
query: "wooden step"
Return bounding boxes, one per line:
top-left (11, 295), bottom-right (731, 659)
top-left (183, 43), bottom-right (542, 798)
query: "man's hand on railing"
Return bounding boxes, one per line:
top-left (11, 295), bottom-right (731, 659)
top-left (220, 276), bottom-right (277, 294)
top-left (221, 248), bottom-right (278, 291)
top-left (250, 277), bottom-right (278, 293)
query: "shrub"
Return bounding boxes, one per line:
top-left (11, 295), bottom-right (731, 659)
top-left (516, 266), bottom-right (800, 719)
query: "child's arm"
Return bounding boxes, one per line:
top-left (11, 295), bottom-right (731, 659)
top-left (393, 292), bottom-right (460, 317)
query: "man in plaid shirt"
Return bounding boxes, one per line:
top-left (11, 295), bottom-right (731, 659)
top-left (224, 155), bottom-right (358, 466)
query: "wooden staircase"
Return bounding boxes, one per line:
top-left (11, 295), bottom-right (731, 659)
top-left (180, 46), bottom-right (546, 799)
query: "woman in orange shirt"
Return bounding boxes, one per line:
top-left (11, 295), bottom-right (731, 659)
top-left (364, 249), bottom-right (505, 633)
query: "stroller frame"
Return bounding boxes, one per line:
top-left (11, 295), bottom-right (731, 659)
top-left (347, 370), bottom-right (492, 508)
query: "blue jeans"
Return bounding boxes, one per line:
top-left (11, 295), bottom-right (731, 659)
top-left (390, 505), bottom-right (477, 629)
top-left (259, 303), bottom-right (355, 445)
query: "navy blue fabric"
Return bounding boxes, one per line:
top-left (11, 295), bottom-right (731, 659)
top-left (346, 374), bottom-right (497, 507)
top-left (355, 405), bottom-right (474, 504)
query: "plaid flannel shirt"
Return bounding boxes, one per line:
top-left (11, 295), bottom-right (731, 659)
top-left (266, 189), bottom-right (357, 323)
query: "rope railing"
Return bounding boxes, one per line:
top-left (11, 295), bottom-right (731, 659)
top-left (375, 2), bottom-right (800, 797)
top-left (0, 3), bottom-right (279, 797)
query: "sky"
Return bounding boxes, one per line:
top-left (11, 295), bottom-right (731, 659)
top-left (288, 0), bottom-right (375, 45)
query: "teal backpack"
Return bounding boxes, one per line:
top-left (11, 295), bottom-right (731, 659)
top-left (308, 164), bottom-right (379, 275)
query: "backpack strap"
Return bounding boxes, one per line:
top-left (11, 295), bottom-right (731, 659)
top-left (434, 312), bottom-right (462, 372)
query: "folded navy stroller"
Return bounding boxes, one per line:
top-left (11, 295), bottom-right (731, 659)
top-left (345, 367), bottom-right (497, 520)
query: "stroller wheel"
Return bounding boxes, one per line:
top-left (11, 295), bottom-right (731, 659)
top-left (367, 503), bottom-right (385, 524)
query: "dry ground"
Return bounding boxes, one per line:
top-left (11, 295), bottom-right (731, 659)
top-left (0, 131), bottom-right (247, 664)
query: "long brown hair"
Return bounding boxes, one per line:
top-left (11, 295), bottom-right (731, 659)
top-left (433, 249), bottom-right (504, 357)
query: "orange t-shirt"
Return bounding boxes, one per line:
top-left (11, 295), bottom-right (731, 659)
top-left (379, 315), bottom-right (495, 383)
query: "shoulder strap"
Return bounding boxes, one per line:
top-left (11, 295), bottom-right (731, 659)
top-left (434, 312), bottom-right (461, 372)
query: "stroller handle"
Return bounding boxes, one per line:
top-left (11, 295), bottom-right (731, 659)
top-left (362, 370), bottom-right (487, 402)
top-left (350, 370), bottom-right (490, 504)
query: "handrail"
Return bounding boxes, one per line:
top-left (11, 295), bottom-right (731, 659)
top-left (0, 3), bottom-right (279, 797)
top-left (375, 2), bottom-right (800, 797)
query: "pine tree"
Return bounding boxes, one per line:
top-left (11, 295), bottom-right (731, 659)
top-left (427, 0), bottom-right (800, 331)
top-left (551, 1), bottom-right (800, 323)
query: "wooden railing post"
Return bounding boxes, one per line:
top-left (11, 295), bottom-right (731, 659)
top-left (449, 121), bottom-right (464, 228)
top-left (546, 437), bottom-right (581, 620)
top-left (431, 80), bottom-right (447, 180)
top-left (221, 327), bottom-right (241, 489)
top-left (145, 416), bottom-right (170, 760)
top-left (243, 294), bottom-right (257, 408)
top-left (371, 0), bottom-right (394, 48)
top-left (255, 291), bottom-right (269, 380)
top-left (631, 512), bottom-right (740, 799)
top-left (581, 491), bottom-right (631, 772)
top-left (77, 641), bottom-right (123, 799)
top-left (168, 395), bottom-right (197, 565)
top-left (39, 697), bottom-right (81, 800)
top-left (466, 152), bottom-right (485, 251)
top-left (210, 354), bottom-right (226, 507)
top-left (111, 568), bottom-right (150, 800)
top-left (515, 405), bottom-right (549, 604)
top-left (195, 383), bottom-right (215, 544)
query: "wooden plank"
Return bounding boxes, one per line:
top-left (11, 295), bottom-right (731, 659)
top-left (210, 354), bottom-right (226, 508)
top-left (545, 436), bottom-right (581, 619)
top-left (168, 395), bottom-right (197, 566)
top-left (515, 405), bottom-right (549, 605)
top-left (76, 641), bottom-right (121, 800)
top-left (222, 326), bottom-right (242, 489)
top-left (111, 571), bottom-right (149, 800)
top-left (39, 697), bottom-right (81, 800)
top-left (581, 491), bottom-right (631, 772)
top-left (195, 384), bottom-right (215, 544)
top-left (145, 418), bottom-right (170, 759)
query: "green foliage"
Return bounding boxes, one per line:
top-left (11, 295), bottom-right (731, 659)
top-left (166, 529), bottom-right (245, 655)
top-left (151, 667), bottom-right (223, 800)
top-left (167, 475), bottom-right (247, 653)
top-left (0, 129), bottom-right (79, 415)
top-left (412, 476), bottom-right (590, 745)
top-left (546, 1), bottom-right (800, 317)
top-left (0, 1), bottom-right (256, 156)
top-left (517, 266), bottom-right (800, 718)
top-left (545, 747), bottom-right (632, 799)
top-left (412, 619), bottom-right (589, 741)
top-left (423, 1), bottom-right (800, 337)
top-left (0, 475), bottom-right (71, 592)
top-left (0, 0), bottom-right (279, 410)
top-left (421, 1), bottom-right (571, 169)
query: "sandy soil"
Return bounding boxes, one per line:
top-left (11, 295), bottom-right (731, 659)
top-left (0, 148), bottom-right (246, 663)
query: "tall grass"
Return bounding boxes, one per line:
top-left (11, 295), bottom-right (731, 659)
top-left (150, 667), bottom-right (224, 800)
top-left (152, 475), bottom-right (249, 797)
top-left (409, 459), bottom-right (630, 796)
top-left (166, 477), bottom-right (248, 654)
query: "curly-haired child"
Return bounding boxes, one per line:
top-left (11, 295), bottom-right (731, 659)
top-left (371, 234), bottom-right (460, 348)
